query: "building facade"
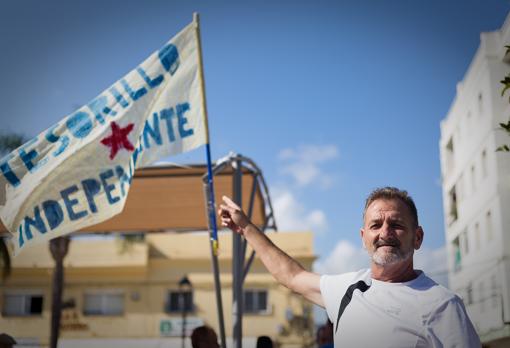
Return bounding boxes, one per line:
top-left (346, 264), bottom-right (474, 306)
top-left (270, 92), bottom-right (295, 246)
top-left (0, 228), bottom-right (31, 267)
top-left (0, 231), bottom-right (316, 348)
top-left (439, 13), bottom-right (510, 348)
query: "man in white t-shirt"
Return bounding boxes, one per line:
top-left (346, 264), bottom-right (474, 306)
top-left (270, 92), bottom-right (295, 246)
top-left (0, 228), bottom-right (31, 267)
top-left (219, 187), bottom-right (481, 347)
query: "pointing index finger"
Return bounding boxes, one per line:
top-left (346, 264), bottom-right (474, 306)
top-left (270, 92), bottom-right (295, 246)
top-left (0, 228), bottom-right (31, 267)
top-left (222, 195), bottom-right (240, 209)
top-left (219, 203), bottom-right (235, 214)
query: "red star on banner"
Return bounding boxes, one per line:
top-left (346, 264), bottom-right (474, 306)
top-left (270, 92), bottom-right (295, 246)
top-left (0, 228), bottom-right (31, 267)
top-left (100, 121), bottom-right (135, 160)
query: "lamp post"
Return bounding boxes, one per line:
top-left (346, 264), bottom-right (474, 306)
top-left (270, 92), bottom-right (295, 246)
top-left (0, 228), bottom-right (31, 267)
top-left (49, 236), bottom-right (70, 348)
top-left (179, 275), bottom-right (192, 348)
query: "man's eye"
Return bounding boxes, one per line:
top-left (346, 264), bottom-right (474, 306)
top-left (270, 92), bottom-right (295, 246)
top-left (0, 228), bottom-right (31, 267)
top-left (370, 224), bottom-right (380, 229)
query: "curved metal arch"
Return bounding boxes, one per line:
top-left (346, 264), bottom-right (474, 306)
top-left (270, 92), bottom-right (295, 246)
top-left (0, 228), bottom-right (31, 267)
top-left (202, 152), bottom-right (277, 348)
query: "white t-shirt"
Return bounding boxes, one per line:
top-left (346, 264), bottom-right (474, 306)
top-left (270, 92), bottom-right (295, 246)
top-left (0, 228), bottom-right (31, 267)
top-left (320, 269), bottom-right (481, 348)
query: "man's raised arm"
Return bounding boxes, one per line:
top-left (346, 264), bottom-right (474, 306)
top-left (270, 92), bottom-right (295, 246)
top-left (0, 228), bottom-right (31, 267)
top-left (218, 195), bottom-right (323, 307)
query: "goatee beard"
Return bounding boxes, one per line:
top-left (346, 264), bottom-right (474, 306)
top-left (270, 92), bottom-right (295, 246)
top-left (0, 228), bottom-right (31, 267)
top-left (371, 247), bottom-right (413, 266)
top-left (369, 239), bottom-right (414, 266)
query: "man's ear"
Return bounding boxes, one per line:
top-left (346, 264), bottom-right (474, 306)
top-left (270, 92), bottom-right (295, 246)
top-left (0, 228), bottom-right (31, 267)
top-left (414, 226), bottom-right (424, 250)
top-left (360, 228), bottom-right (366, 249)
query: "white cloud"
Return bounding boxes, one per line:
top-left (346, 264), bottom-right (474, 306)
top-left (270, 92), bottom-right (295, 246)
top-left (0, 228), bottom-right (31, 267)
top-left (314, 240), bottom-right (369, 275)
top-left (278, 144), bottom-right (338, 162)
top-left (271, 144), bottom-right (338, 235)
top-left (272, 187), bottom-right (328, 232)
top-left (314, 240), bottom-right (449, 287)
top-left (278, 144), bottom-right (338, 188)
top-left (414, 245), bottom-right (449, 287)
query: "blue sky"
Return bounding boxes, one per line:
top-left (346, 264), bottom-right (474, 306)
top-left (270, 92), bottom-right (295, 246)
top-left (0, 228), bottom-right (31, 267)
top-left (1, 0), bottom-right (509, 281)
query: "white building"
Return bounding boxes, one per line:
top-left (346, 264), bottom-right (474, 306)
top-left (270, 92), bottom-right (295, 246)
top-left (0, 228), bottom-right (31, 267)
top-left (439, 13), bottom-right (510, 348)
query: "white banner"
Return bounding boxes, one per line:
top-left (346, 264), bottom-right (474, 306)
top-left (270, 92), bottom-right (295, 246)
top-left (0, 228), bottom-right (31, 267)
top-left (0, 21), bottom-right (206, 255)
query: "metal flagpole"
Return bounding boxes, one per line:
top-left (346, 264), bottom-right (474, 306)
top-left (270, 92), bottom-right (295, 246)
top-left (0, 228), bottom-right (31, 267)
top-left (232, 158), bottom-right (243, 348)
top-left (193, 12), bottom-right (227, 348)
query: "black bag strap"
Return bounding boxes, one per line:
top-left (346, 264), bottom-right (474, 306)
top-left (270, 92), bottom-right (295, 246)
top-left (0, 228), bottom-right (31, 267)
top-left (335, 280), bottom-right (371, 333)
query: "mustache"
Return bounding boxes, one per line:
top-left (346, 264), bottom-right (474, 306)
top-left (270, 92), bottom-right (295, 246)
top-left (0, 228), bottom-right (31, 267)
top-left (374, 239), bottom-right (401, 248)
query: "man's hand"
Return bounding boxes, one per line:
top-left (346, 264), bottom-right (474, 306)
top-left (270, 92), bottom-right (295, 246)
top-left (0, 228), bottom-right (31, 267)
top-left (219, 196), bottom-right (324, 307)
top-left (218, 196), bottom-right (251, 234)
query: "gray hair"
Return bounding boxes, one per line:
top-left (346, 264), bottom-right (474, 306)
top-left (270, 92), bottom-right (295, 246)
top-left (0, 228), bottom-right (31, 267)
top-left (363, 187), bottom-right (419, 227)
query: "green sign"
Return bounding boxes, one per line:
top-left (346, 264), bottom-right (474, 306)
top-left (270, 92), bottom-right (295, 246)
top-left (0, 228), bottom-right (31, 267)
top-left (159, 317), bottom-right (204, 337)
top-left (160, 320), bottom-right (174, 335)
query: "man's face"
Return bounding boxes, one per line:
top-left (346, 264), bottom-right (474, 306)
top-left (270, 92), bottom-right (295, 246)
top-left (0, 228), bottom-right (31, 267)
top-left (360, 198), bottom-right (423, 266)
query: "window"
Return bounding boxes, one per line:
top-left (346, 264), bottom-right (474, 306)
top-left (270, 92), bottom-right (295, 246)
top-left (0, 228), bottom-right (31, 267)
top-left (2, 293), bottom-right (43, 316)
top-left (471, 165), bottom-right (476, 192)
top-left (456, 175), bottom-right (464, 202)
top-left (491, 275), bottom-right (498, 308)
top-left (462, 229), bottom-right (469, 255)
top-left (448, 185), bottom-right (458, 225)
top-left (466, 283), bottom-right (473, 305)
top-left (474, 223), bottom-right (480, 251)
top-left (444, 137), bottom-right (455, 175)
top-left (452, 237), bottom-right (461, 272)
top-left (244, 289), bottom-right (268, 314)
top-left (83, 292), bottom-right (124, 316)
top-left (486, 211), bottom-right (493, 241)
top-left (481, 150), bottom-right (488, 178)
top-left (479, 282), bottom-right (485, 312)
top-left (165, 290), bottom-right (193, 313)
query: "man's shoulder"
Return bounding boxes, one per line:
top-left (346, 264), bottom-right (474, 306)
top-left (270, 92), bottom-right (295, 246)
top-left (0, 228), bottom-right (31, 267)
top-left (417, 272), bottom-right (456, 296)
top-left (412, 272), bottom-right (460, 311)
top-left (320, 269), bottom-right (371, 315)
top-left (321, 269), bottom-right (370, 289)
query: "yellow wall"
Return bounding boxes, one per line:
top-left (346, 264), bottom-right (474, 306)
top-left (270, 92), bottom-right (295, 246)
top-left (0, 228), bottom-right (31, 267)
top-left (0, 231), bottom-right (315, 347)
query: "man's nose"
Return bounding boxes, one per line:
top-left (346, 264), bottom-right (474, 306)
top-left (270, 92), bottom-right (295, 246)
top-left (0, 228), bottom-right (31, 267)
top-left (379, 222), bottom-right (395, 239)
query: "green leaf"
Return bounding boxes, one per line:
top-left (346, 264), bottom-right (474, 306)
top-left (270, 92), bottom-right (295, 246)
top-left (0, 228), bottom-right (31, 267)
top-left (503, 85), bottom-right (510, 97)
top-left (500, 121), bottom-right (510, 132)
top-left (501, 75), bottom-right (510, 98)
top-left (496, 145), bottom-right (510, 152)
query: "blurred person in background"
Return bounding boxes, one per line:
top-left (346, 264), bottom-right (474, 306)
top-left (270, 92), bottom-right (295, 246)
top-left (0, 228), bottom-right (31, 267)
top-left (191, 325), bottom-right (219, 348)
top-left (0, 333), bottom-right (16, 348)
top-left (316, 321), bottom-right (333, 348)
top-left (256, 335), bottom-right (273, 348)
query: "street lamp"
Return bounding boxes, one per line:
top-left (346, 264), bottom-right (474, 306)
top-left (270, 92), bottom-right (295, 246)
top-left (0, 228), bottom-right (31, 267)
top-left (179, 275), bottom-right (192, 348)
